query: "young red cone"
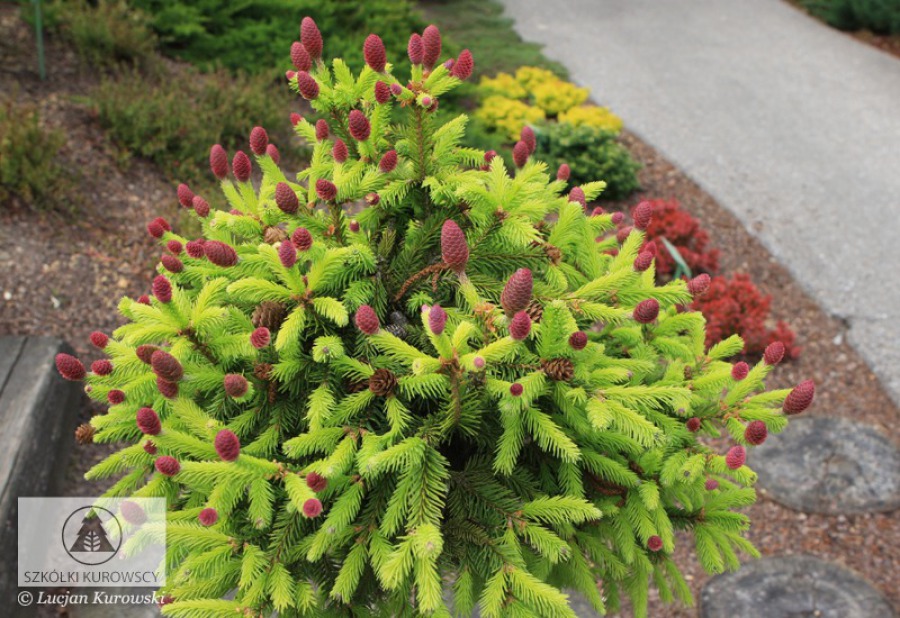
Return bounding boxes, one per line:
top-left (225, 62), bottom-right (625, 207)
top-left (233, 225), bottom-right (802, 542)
top-left (91, 359), bottom-right (113, 375)
top-left (90, 331), bottom-right (109, 349)
top-left (192, 195), bottom-right (210, 218)
top-left (306, 472), bottom-right (327, 492)
top-left (556, 163), bottom-right (570, 181)
top-left (279, 240), bottom-right (297, 268)
top-left (176, 183), bottom-right (193, 208)
top-left (108, 390), bottom-right (125, 404)
top-left (726, 445), bottom-right (746, 470)
top-left (315, 119), bottom-right (329, 141)
top-left (155, 456), bottom-right (180, 476)
top-left (348, 110), bottom-right (371, 141)
top-left (290, 41), bottom-right (311, 71)
top-left (634, 251), bottom-right (653, 272)
top-left (512, 140), bottom-right (529, 168)
top-left (161, 254), bottom-right (183, 273)
top-left (363, 34), bottom-right (387, 72)
top-left (374, 80), bottom-right (391, 104)
top-left (509, 311), bottom-right (532, 340)
top-left (198, 508), bottom-right (218, 526)
top-left (121, 501), bottom-right (146, 525)
top-left (520, 126), bottom-right (536, 153)
top-left (452, 49), bottom-right (474, 80)
top-left (275, 182), bottom-right (299, 214)
top-left (408, 33), bottom-right (424, 64)
top-left (569, 331), bottom-right (588, 350)
top-left (332, 138), bottom-right (348, 163)
top-left (441, 220), bottom-right (469, 272)
top-left (205, 241), bottom-right (238, 267)
top-left (379, 150), bottom-right (398, 173)
top-left (157, 376), bottom-right (178, 399)
top-left (151, 350), bottom-right (183, 383)
top-left (687, 273), bottom-right (711, 296)
top-left (428, 304), bottom-right (448, 335)
top-left (214, 429), bottom-right (241, 461)
top-left (500, 268), bottom-right (533, 315)
top-left (292, 227), bottom-right (313, 251)
top-left (290, 112), bottom-right (302, 126)
top-left (633, 298), bottom-right (660, 323)
top-left (764, 341), bottom-right (786, 365)
top-left (632, 201), bottom-right (653, 230)
top-left (302, 498), bottom-right (323, 518)
top-left (250, 327), bottom-right (270, 349)
top-left (422, 25), bottom-right (442, 69)
top-left (232, 151), bottom-right (251, 182)
top-left (300, 17), bottom-right (322, 59)
top-left (355, 305), bottom-right (380, 335)
top-left (296, 71), bottom-right (319, 100)
top-left (731, 361), bottom-right (750, 381)
top-left (267, 144), bottom-right (280, 164)
top-left (510, 383), bottom-right (524, 397)
top-left (315, 178), bottom-right (337, 201)
top-left (744, 420), bottom-right (768, 445)
top-left (209, 144), bottom-right (228, 179)
top-left (783, 380), bottom-right (815, 415)
top-left (166, 240), bottom-right (183, 255)
top-left (185, 239), bottom-right (206, 258)
top-left (249, 126), bottom-right (268, 156)
top-left (136, 345), bottom-right (158, 364)
top-left (224, 374), bottom-right (249, 399)
top-left (568, 187), bottom-right (586, 207)
top-left (136, 407), bottom-right (161, 435)
top-left (647, 536), bottom-right (663, 552)
top-left (152, 275), bottom-right (172, 303)
top-left (686, 417), bottom-right (701, 432)
top-left (56, 353), bottom-right (85, 381)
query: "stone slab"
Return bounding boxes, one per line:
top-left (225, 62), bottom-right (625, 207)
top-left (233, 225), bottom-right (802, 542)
top-left (498, 0), bottom-right (900, 406)
top-left (0, 337), bottom-right (82, 613)
top-left (752, 416), bottom-right (900, 514)
top-left (701, 554), bottom-right (896, 618)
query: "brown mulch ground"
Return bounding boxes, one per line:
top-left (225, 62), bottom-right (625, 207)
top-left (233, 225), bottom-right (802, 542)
top-left (1, 4), bottom-right (897, 616)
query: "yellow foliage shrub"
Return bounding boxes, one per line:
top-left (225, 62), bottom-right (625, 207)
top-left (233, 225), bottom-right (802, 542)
top-left (514, 66), bottom-right (559, 92)
top-left (532, 80), bottom-right (589, 116)
top-left (478, 72), bottom-right (527, 99)
top-left (559, 105), bottom-right (623, 134)
top-left (474, 95), bottom-right (546, 141)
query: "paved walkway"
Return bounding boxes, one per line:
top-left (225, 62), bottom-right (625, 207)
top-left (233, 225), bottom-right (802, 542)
top-left (499, 0), bottom-right (900, 405)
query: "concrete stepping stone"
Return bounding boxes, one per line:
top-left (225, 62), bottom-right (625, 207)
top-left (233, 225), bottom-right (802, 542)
top-left (701, 554), bottom-right (895, 618)
top-left (752, 416), bottom-right (900, 514)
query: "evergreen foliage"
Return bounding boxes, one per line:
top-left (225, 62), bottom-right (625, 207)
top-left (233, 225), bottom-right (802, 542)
top-left (66, 19), bottom-right (813, 617)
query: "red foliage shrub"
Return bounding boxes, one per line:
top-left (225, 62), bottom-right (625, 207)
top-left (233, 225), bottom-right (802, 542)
top-left (640, 199), bottom-right (719, 278)
top-left (690, 274), bottom-right (800, 359)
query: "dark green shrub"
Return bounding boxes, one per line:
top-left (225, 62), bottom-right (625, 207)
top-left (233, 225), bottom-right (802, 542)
top-left (802, 0), bottom-right (900, 34)
top-left (130, 0), bottom-right (426, 75)
top-left (0, 98), bottom-right (74, 210)
top-left (535, 122), bottom-right (640, 200)
top-left (92, 67), bottom-right (291, 184)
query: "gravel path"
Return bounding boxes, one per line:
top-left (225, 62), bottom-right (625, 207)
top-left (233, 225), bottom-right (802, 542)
top-left (498, 0), bottom-right (900, 407)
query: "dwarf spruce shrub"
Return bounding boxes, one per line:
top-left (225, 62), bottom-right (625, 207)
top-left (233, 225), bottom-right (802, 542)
top-left (59, 19), bottom-right (815, 618)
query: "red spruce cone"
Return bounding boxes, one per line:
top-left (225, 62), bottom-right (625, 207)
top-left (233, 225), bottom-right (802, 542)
top-left (687, 273), bottom-right (711, 296)
top-left (364, 34), bottom-right (386, 72)
top-left (764, 341), bottom-right (785, 365)
top-left (143, 440), bottom-right (157, 454)
top-left (250, 327), bottom-right (270, 349)
top-left (215, 429), bottom-right (241, 461)
top-left (355, 305), bottom-right (380, 335)
top-left (279, 240), bottom-right (297, 268)
top-left (56, 353), bottom-right (85, 381)
top-left (275, 182), bottom-right (299, 213)
top-left (348, 110), bottom-right (371, 141)
top-left (632, 201), bottom-right (653, 230)
top-left (591, 206), bottom-right (603, 215)
top-left (633, 298), bottom-right (660, 324)
top-left (686, 417), bottom-right (701, 432)
top-left (152, 275), bottom-right (172, 303)
top-left (521, 126), bottom-right (536, 154)
top-left (75, 423), bottom-right (95, 445)
top-left (292, 227), bottom-right (313, 251)
top-left (136, 345), bottom-right (158, 364)
top-left (192, 196), bottom-right (210, 218)
top-left (224, 374), bottom-right (249, 398)
top-left (121, 501), bottom-right (146, 525)
top-left (290, 41), bottom-right (311, 71)
top-left (198, 508), bottom-right (218, 526)
top-left (315, 119), bottom-right (329, 141)
top-left (296, 71), bottom-right (319, 100)
top-left (452, 49), bottom-right (474, 80)
top-left (557, 164), bottom-right (570, 181)
top-left (176, 183), bottom-right (193, 208)
top-left (185, 239), bottom-right (205, 258)
top-left (90, 331), bottom-right (109, 348)
top-left (611, 212), bottom-right (624, 225)
top-left (783, 380), bottom-right (815, 415)
top-left (705, 478), bottom-right (719, 491)
top-left (210, 144), bottom-right (228, 179)
top-left (302, 497), bottom-right (323, 518)
top-left (315, 178), bottom-right (337, 201)
top-left (634, 251), bottom-right (653, 272)
top-left (205, 241), bottom-right (238, 267)
top-left (616, 226), bottom-right (633, 244)
top-left (267, 143), bottom-right (280, 164)
top-left (306, 472), bottom-right (327, 492)
top-left (726, 445), bottom-right (746, 470)
top-left (568, 186), bottom-right (586, 207)
top-left (543, 357), bottom-right (574, 382)
top-left (157, 376), bottom-right (178, 398)
top-left (501, 268), bottom-right (533, 315)
top-left (332, 138), bottom-right (348, 163)
top-left (166, 240), bottom-right (183, 254)
top-left (366, 192), bottom-right (380, 206)
top-left (510, 383), bottom-right (524, 397)
top-left (147, 219), bottom-right (165, 239)
top-left (150, 350), bottom-right (183, 382)
top-left (441, 220), bottom-right (469, 272)
top-left (744, 420), bottom-right (768, 445)
top-left (408, 33), bottom-right (424, 64)
top-left (300, 17), bottom-right (322, 59)
top-left (374, 81), bottom-right (391, 104)
top-left (509, 311), bottom-right (532, 340)
top-left (731, 361), bottom-right (750, 381)
top-left (155, 456), bottom-right (180, 476)
top-left (428, 304), bottom-right (448, 335)
top-left (647, 536), bottom-right (663, 552)
top-left (137, 295), bottom-right (151, 305)
top-left (369, 368), bottom-right (398, 397)
top-left (108, 390), bottom-right (125, 404)
top-left (290, 112), bottom-right (302, 126)
top-left (136, 407), bottom-right (161, 435)
top-left (569, 331), bottom-right (588, 350)
top-left (161, 254), bottom-right (183, 273)
top-left (91, 359), bottom-right (112, 376)
top-left (379, 150), bottom-right (398, 173)
top-left (512, 140), bottom-right (529, 168)
top-left (249, 126), bottom-right (268, 156)
top-left (232, 151), bottom-right (251, 182)
top-left (422, 25), bottom-right (442, 69)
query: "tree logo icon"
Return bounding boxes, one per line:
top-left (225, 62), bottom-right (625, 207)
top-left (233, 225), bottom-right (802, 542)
top-left (62, 505), bottom-right (122, 566)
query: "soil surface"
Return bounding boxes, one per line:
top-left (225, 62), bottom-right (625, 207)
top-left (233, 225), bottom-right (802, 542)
top-left (1, 4), bottom-right (897, 616)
